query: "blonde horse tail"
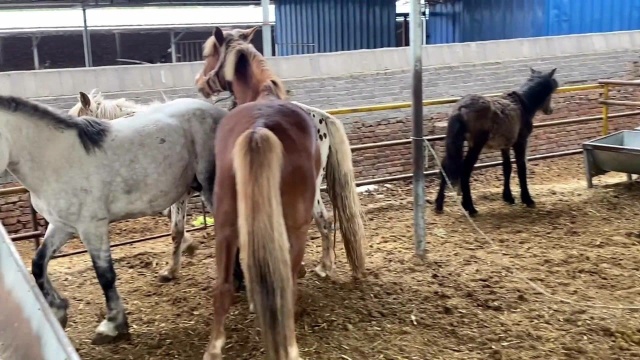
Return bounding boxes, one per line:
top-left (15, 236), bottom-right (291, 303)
top-left (325, 115), bottom-right (366, 278)
top-left (232, 127), bottom-right (296, 359)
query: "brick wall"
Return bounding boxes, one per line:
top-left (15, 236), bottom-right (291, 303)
top-left (3, 46), bottom-right (640, 239)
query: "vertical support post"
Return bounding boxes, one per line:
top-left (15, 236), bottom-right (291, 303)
top-left (0, 37), bottom-right (4, 66)
top-left (170, 31), bottom-right (177, 63)
top-left (261, 0), bottom-right (273, 57)
top-left (602, 84), bottom-right (609, 135)
top-left (31, 36), bottom-right (40, 70)
top-left (114, 32), bottom-right (121, 60)
top-left (81, 6), bottom-right (93, 67)
top-left (410, 0), bottom-right (425, 258)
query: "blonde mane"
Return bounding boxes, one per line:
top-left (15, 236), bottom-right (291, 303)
top-left (222, 42), bottom-right (288, 100)
top-left (69, 89), bottom-right (164, 120)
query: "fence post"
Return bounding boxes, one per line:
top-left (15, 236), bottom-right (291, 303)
top-left (602, 84), bottom-right (609, 135)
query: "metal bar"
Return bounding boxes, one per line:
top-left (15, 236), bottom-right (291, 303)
top-left (602, 84), bottom-right (610, 135)
top-left (261, 0), bottom-right (272, 57)
top-left (347, 149), bottom-right (583, 188)
top-left (599, 99), bottom-right (640, 107)
top-left (326, 84), bottom-right (604, 115)
top-left (114, 32), bottom-right (121, 60)
top-left (53, 224), bottom-right (207, 259)
top-left (81, 6), bottom-right (93, 67)
top-left (0, 37), bottom-right (4, 66)
top-left (31, 36), bottom-right (40, 70)
top-left (170, 31), bottom-right (177, 63)
top-left (410, 0), bottom-right (425, 258)
top-left (598, 79), bottom-right (640, 86)
top-left (29, 197), bottom-right (41, 250)
top-left (10, 231), bottom-right (43, 242)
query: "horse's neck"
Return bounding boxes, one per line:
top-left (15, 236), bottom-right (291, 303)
top-left (0, 113), bottom-right (61, 190)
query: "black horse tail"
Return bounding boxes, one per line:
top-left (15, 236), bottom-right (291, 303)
top-left (443, 112), bottom-right (467, 187)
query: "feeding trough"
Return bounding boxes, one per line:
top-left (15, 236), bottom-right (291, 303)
top-left (0, 224), bottom-right (80, 360)
top-left (582, 130), bottom-right (640, 188)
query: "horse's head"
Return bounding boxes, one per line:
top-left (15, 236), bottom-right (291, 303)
top-left (69, 90), bottom-right (100, 117)
top-left (523, 67), bottom-right (559, 115)
top-left (195, 26), bottom-right (259, 99)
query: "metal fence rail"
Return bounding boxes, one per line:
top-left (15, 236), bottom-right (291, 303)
top-left (3, 80), bottom-right (637, 258)
top-left (0, 223), bottom-right (81, 360)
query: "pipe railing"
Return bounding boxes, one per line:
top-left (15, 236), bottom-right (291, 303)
top-left (4, 80), bottom-right (638, 257)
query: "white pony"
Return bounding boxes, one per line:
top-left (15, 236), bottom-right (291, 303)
top-left (71, 90), bottom-right (367, 285)
top-left (1, 95), bottom-right (225, 344)
top-left (69, 89), bottom-right (193, 283)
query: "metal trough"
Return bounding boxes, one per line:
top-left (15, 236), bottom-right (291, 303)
top-left (0, 224), bottom-right (81, 360)
top-left (582, 130), bottom-right (640, 188)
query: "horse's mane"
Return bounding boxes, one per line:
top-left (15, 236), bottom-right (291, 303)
top-left (203, 35), bottom-right (218, 57)
top-left (0, 95), bottom-right (110, 153)
top-left (223, 42), bottom-right (288, 100)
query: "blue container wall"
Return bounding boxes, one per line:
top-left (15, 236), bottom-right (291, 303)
top-left (275, 0), bottom-right (396, 56)
top-left (428, 0), bottom-right (640, 45)
top-left (428, 0), bottom-right (545, 44)
top-left (546, 0), bottom-right (640, 36)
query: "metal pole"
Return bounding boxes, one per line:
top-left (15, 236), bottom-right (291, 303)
top-left (170, 31), bottom-right (177, 63)
top-left (261, 0), bottom-right (272, 57)
top-left (81, 7), bottom-right (93, 67)
top-left (410, 0), bottom-right (425, 258)
top-left (602, 84), bottom-right (609, 135)
top-left (0, 37), bottom-right (4, 66)
top-left (31, 36), bottom-right (40, 70)
top-left (114, 32), bottom-right (121, 60)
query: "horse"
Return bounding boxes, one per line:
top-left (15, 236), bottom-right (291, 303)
top-left (196, 27), bottom-right (366, 291)
top-left (0, 95), bottom-right (225, 344)
top-left (69, 89), bottom-right (198, 282)
top-left (434, 67), bottom-right (559, 216)
top-left (200, 28), bottom-right (323, 360)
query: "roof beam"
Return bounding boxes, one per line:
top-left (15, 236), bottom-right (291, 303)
top-left (0, 1), bottom-right (266, 10)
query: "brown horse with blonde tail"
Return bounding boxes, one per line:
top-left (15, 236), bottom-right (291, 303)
top-left (196, 27), bottom-right (367, 292)
top-left (201, 27), bottom-right (317, 360)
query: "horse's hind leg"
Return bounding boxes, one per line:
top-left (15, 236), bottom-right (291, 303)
top-left (514, 139), bottom-right (535, 208)
top-left (460, 140), bottom-right (487, 216)
top-left (79, 222), bottom-right (130, 345)
top-left (31, 224), bottom-right (74, 328)
top-left (501, 148), bottom-right (515, 205)
top-left (434, 170), bottom-right (448, 213)
top-left (312, 185), bottom-right (335, 278)
top-left (158, 193), bottom-right (196, 282)
top-left (204, 229), bottom-right (237, 360)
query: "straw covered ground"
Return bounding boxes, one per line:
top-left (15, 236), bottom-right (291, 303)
top-left (15, 154), bottom-right (640, 359)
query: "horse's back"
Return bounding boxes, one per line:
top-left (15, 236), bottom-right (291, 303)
top-left (455, 94), bottom-right (521, 150)
top-left (214, 99), bottom-right (320, 222)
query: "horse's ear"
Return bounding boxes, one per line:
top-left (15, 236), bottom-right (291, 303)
top-left (286, 89), bottom-right (293, 96)
top-left (529, 67), bottom-right (536, 75)
top-left (242, 26), bottom-right (259, 42)
top-left (79, 91), bottom-right (91, 109)
top-left (548, 68), bottom-right (557, 78)
top-left (213, 27), bottom-right (225, 45)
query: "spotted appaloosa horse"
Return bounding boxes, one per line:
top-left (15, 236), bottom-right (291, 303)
top-left (68, 89), bottom-right (199, 283)
top-left (196, 27), bottom-right (366, 290)
top-left (200, 29), bottom-right (321, 360)
top-left (435, 67), bottom-right (559, 216)
top-left (0, 95), bottom-right (224, 344)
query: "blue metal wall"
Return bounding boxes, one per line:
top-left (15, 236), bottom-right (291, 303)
top-left (428, 0), bottom-right (640, 45)
top-left (274, 0), bottom-right (396, 56)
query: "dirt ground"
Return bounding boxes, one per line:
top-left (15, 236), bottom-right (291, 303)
top-left (14, 154), bottom-right (640, 360)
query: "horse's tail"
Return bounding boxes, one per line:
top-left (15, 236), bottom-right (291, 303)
top-left (443, 112), bottom-right (467, 187)
top-left (232, 126), bottom-right (296, 359)
top-left (325, 116), bottom-right (366, 278)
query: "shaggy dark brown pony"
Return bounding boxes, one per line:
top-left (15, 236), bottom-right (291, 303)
top-left (435, 67), bottom-right (559, 216)
top-left (201, 27), bottom-right (319, 360)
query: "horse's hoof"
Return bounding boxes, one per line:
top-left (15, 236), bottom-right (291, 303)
top-left (91, 331), bottom-right (131, 345)
top-left (525, 202), bottom-right (536, 209)
top-left (157, 270), bottom-right (176, 283)
top-left (57, 311), bottom-right (69, 330)
top-left (467, 209), bottom-right (478, 217)
top-left (434, 207), bottom-right (444, 214)
top-left (503, 195), bottom-right (515, 205)
top-left (314, 265), bottom-right (333, 278)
